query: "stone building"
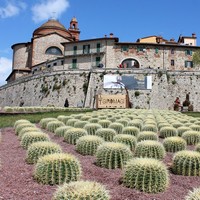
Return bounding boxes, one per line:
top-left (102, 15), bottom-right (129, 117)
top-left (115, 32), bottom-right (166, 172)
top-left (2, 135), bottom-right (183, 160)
top-left (1, 17), bottom-right (200, 110)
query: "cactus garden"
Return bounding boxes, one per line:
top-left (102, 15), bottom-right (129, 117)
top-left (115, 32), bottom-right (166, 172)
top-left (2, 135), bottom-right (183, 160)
top-left (1, 108), bottom-right (200, 199)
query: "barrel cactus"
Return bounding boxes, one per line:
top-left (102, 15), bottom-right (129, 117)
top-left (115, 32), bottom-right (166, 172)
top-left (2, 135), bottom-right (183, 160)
top-left (64, 128), bottom-right (88, 144)
top-left (46, 120), bottom-right (65, 132)
top-left (83, 123), bottom-right (102, 135)
top-left (113, 134), bottom-right (137, 151)
top-left (134, 140), bottom-right (165, 160)
top-left (39, 118), bottom-right (57, 129)
top-left (195, 143), bottom-right (200, 153)
top-left (80, 115), bottom-right (92, 121)
top-left (34, 153), bottom-right (82, 185)
top-left (172, 150), bottom-right (200, 176)
top-left (96, 128), bottom-right (117, 141)
top-left (14, 119), bottom-right (30, 129)
top-left (122, 126), bottom-right (140, 137)
top-left (159, 126), bottom-right (178, 138)
top-left (182, 130), bottom-right (200, 145)
top-left (57, 115), bottom-right (72, 124)
top-left (190, 124), bottom-right (200, 132)
top-left (66, 118), bottom-right (79, 127)
top-left (88, 118), bottom-right (99, 123)
top-left (142, 124), bottom-right (158, 133)
top-left (26, 141), bottom-right (62, 164)
top-left (163, 136), bottom-right (187, 152)
top-left (76, 135), bottom-right (104, 155)
top-left (74, 121), bottom-right (88, 128)
top-left (21, 132), bottom-right (50, 149)
top-left (98, 120), bottom-right (111, 128)
top-left (123, 158), bottom-right (169, 193)
top-left (171, 122), bottom-right (183, 128)
top-left (185, 188), bottom-right (200, 200)
top-left (54, 126), bottom-right (72, 137)
top-left (115, 119), bottom-right (129, 127)
top-left (18, 127), bottom-right (42, 140)
top-left (96, 142), bottom-right (132, 169)
top-left (137, 131), bottom-right (158, 142)
top-left (15, 123), bottom-right (36, 135)
top-left (108, 122), bottom-right (124, 134)
top-left (52, 181), bottom-right (110, 200)
top-left (128, 120), bottom-right (143, 130)
top-left (177, 126), bottom-right (191, 137)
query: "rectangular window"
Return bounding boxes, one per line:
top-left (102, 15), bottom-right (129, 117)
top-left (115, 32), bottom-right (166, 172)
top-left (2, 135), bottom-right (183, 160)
top-left (53, 63), bottom-right (57, 66)
top-left (121, 46), bottom-right (129, 51)
top-left (83, 45), bottom-right (90, 54)
top-left (185, 50), bottom-right (192, 56)
top-left (155, 48), bottom-right (159, 54)
top-left (96, 43), bottom-right (101, 53)
top-left (73, 46), bottom-right (77, 55)
top-left (72, 59), bottom-right (77, 69)
top-left (171, 60), bottom-right (175, 66)
top-left (171, 49), bottom-right (174, 54)
top-left (96, 57), bottom-right (101, 66)
top-left (185, 61), bottom-right (193, 68)
top-left (137, 46), bottom-right (144, 52)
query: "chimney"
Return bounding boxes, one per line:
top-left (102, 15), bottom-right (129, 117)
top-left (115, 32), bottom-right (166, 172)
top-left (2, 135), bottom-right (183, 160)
top-left (110, 33), bottom-right (114, 38)
top-left (170, 38), bottom-right (175, 42)
top-left (192, 33), bottom-right (196, 38)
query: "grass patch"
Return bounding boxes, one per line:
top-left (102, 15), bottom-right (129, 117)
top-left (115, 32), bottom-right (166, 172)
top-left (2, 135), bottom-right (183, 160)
top-left (183, 112), bottom-right (200, 118)
top-left (0, 111), bottom-right (91, 128)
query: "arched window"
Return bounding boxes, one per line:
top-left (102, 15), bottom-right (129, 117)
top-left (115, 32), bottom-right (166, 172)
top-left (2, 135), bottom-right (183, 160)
top-left (121, 58), bottom-right (139, 68)
top-left (45, 46), bottom-right (62, 55)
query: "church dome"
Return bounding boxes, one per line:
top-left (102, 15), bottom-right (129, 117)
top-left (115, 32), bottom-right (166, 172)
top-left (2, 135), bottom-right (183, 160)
top-left (33, 18), bottom-right (73, 39)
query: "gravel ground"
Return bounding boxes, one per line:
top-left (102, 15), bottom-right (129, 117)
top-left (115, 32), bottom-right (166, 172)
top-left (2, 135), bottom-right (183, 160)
top-left (0, 127), bottom-right (200, 200)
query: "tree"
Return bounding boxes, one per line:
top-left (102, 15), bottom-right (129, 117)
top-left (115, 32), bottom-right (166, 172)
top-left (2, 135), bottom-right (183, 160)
top-left (192, 50), bottom-right (200, 67)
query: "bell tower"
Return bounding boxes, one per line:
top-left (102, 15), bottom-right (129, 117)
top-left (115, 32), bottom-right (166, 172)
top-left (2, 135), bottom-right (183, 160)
top-left (68, 17), bottom-right (80, 41)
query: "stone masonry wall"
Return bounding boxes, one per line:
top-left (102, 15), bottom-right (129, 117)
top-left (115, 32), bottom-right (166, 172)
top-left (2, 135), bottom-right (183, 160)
top-left (0, 69), bottom-right (200, 111)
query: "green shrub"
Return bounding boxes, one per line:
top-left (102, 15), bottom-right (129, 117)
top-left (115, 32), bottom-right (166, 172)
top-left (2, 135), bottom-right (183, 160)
top-left (123, 158), bottom-right (169, 193)
top-left (39, 118), bottom-right (57, 129)
top-left (108, 122), bottom-right (124, 134)
top-left (159, 126), bottom-right (178, 138)
top-left (137, 131), bottom-right (158, 142)
top-left (83, 123), bottom-right (102, 135)
top-left (122, 126), bottom-right (140, 137)
top-left (21, 132), bottom-right (50, 149)
top-left (113, 134), bottom-right (137, 151)
top-left (96, 142), bottom-right (133, 169)
top-left (142, 124), bottom-right (158, 133)
top-left (185, 188), bottom-right (200, 200)
top-left (76, 135), bottom-right (104, 155)
top-left (64, 128), bottom-right (88, 144)
top-left (172, 150), bottom-right (200, 176)
top-left (177, 126), bottom-right (191, 137)
top-left (52, 181), bottom-right (110, 200)
top-left (96, 128), bottom-right (117, 141)
top-left (46, 120), bottom-right (65, 132)
top-left (74, 121), bottom-right (88, 128)
top-left (182, 130), bottom-right (200, 145)
top-left (98, 120), bottom-right (111, 128)
top-left (163, 137), bottom-right (187, 152)
top-left (34, 153), bottom-right (82, 185)
top-left (134, 140), bottom-right (165, 160)
top-left (54, 126), bottom-right (72, 137)
top-left (26, 141), bottom-right (62, 164)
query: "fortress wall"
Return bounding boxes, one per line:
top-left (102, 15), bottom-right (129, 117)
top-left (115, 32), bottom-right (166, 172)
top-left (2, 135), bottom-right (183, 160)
top-left (0, 69), bottom-right (200, 111)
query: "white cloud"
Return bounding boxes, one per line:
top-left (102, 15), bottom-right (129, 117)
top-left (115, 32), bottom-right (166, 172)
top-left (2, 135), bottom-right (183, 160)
top-left (0, 57), bottom-right (12, 86)
top-left (32, 0), bottom-right (70, 23)
top-left (0, 1), bottom-right (27, 18)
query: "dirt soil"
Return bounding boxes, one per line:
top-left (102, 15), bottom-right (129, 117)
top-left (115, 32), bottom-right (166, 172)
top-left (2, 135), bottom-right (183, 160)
top-left (1, 127), bottom-right (200, 200)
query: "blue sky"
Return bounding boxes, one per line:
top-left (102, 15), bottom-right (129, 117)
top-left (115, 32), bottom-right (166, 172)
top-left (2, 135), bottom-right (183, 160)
top-left (0, 0), bottom-right (200, 86)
